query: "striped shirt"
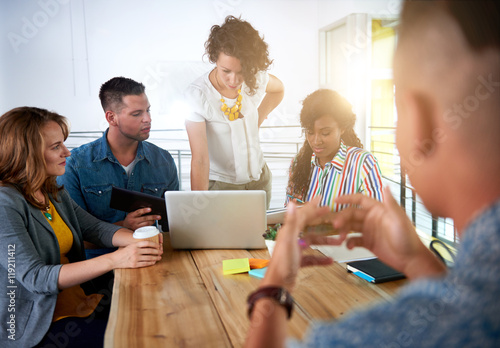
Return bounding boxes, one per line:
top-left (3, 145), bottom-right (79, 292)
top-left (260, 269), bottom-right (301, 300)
top-left (286, 141), bottom-right (383, 211)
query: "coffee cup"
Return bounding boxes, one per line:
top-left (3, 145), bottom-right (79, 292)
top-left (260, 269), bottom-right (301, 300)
top-left (133, 226), bottom-right (160, 244)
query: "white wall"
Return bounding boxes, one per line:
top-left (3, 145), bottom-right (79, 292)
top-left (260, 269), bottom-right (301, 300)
top-left (1, 0), bottom-right (400, 135)
top-left (1, 0), bottom-right (316, 133)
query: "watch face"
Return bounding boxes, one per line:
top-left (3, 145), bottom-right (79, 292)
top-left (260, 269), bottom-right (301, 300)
top-left (247, 286), bottom-right (294, 320)
top-left (279, 289), bottom-right (288, 304)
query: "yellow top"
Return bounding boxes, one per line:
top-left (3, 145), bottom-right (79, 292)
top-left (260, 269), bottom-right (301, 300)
top-left (43, 203), bottom-right (103, 322)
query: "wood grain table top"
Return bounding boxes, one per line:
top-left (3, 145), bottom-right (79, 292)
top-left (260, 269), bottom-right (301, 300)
top-left (104, 235), bottom-right (405, 347)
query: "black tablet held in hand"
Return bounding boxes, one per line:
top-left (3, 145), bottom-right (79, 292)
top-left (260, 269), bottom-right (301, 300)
top-left (109, 187), bottom-right (168, 230)
top-left (346, 258), bottom-right (406, 283)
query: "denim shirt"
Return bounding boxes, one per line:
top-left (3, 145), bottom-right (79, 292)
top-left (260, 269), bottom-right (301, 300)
top-left (57, 129), bottom-right (179, 223)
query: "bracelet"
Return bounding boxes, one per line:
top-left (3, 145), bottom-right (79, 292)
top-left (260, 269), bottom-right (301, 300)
top-left (247, 286), bottom-right (293, 320)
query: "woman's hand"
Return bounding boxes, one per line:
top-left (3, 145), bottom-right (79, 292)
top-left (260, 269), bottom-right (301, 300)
top-left (332, 187), bottom-right (446, 279)
top-left (109, 240), bottom-right (163, 269)
top-left (58, 236), bottom-right (163, 289)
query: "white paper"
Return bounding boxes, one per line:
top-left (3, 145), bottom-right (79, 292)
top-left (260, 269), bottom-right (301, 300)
top-left (311, 233), bottom-right (376, 263)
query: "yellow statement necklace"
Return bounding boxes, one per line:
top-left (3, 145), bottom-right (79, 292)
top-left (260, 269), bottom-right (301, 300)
top-left (214, 69), bottom-right (243, 121)
top-left (220, 91), bottom-right (242, 121)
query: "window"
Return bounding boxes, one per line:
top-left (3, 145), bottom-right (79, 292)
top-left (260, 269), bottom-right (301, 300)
top-left (320, 15), bottom-right (457, 245)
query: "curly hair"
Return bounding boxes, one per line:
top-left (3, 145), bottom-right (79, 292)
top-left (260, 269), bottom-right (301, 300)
top-left (0, 107), bottom-right (69, 209)
top-left (205, 16), bottom-right (272, 94)
top-left (287, 89), bottom-right (363, 201)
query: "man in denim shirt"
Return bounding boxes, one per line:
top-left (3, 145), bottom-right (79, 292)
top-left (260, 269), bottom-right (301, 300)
top-left (58, 77), bottom-right (179, 247)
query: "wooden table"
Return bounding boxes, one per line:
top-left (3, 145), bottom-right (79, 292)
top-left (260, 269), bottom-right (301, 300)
top-left (104, 235), bottom-right (405, 347)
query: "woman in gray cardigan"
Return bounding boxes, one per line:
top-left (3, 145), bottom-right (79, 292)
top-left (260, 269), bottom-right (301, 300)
top-left (0, 107), bottom-right (163, 347)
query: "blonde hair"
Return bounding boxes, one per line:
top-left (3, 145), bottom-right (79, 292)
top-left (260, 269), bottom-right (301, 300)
top-left (0, 107), bottom-right (69, 209)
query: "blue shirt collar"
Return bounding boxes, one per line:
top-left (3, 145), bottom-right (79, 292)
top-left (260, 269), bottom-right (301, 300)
top-left (94, 128), bottom-right (149, 164)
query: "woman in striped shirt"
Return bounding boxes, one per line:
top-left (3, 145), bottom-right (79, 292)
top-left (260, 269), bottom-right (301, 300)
top-left (286, 89), bottom-right (383, 211)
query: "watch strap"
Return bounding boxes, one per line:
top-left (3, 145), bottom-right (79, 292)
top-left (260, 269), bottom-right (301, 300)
top-left (247, 286), bottom-right (293, 319)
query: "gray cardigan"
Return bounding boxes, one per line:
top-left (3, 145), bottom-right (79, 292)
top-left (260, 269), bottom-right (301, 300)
top-left (0, 186), bottom-right (121, 347)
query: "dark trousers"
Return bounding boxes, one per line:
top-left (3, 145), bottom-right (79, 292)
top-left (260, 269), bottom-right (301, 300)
top-left (35, 293), bottom-right (111, 348)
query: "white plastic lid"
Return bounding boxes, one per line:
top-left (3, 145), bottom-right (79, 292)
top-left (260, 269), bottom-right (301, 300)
top-left (133, 226), bottom-right (160, 239)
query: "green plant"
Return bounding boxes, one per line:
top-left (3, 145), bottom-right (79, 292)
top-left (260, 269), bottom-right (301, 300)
top-left (262, 223), bottom-right (281, 241)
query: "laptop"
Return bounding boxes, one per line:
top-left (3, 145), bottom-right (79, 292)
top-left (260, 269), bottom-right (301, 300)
top-left (165, 190), bottom-right (267, 249)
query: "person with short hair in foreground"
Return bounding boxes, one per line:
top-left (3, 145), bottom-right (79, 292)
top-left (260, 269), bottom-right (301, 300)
top-left (245, 1), bottom-right (500, 346)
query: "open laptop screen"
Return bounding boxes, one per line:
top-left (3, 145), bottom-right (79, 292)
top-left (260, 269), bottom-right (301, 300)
top-left (165, 190), bottom-right (267, 249)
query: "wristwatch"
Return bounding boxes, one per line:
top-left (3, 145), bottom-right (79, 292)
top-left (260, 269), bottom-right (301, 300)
top-left (247, 286), bottom-right (294, 319)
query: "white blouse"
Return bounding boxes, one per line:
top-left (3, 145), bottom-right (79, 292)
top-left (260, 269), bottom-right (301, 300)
top-left (185, 70), bottom-right (269, 184)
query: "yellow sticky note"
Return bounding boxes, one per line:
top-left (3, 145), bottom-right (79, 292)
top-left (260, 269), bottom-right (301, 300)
top-left (223, 258), bottom-right (250, 275)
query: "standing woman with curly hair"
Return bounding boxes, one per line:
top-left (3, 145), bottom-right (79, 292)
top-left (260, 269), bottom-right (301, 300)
top-left (185, 16), bottom-right (284, 208)
top-left (286, 89), bottom-right (383, 211)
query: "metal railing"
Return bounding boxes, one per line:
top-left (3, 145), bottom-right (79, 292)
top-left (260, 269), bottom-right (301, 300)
top-left (370, 126), bottom-right (457, 245)
top-left (66, 126), bottom-right (456, 245)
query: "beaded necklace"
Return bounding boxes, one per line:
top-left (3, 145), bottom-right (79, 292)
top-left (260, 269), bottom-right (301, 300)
top-left (214, 69), bottom-right (243, 121)
top-left (42, 203), bottom-right (53, 221)
top-left (220, 91), bottom-right (242, 121)
top-left (35, 194), bottom-right (52, 221)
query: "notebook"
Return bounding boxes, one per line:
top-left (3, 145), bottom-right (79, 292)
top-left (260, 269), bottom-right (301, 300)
top-left (346, 258), bottom-right (406, 283)
top-left (165, 190), bottom-right (267, 249)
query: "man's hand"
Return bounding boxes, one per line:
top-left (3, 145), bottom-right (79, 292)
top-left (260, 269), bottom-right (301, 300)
top-left (121, 207), bottom-right (161, 231)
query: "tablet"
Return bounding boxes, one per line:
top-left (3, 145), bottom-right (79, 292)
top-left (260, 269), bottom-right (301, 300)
top-left (109, 187), bottom-right (168, 230)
